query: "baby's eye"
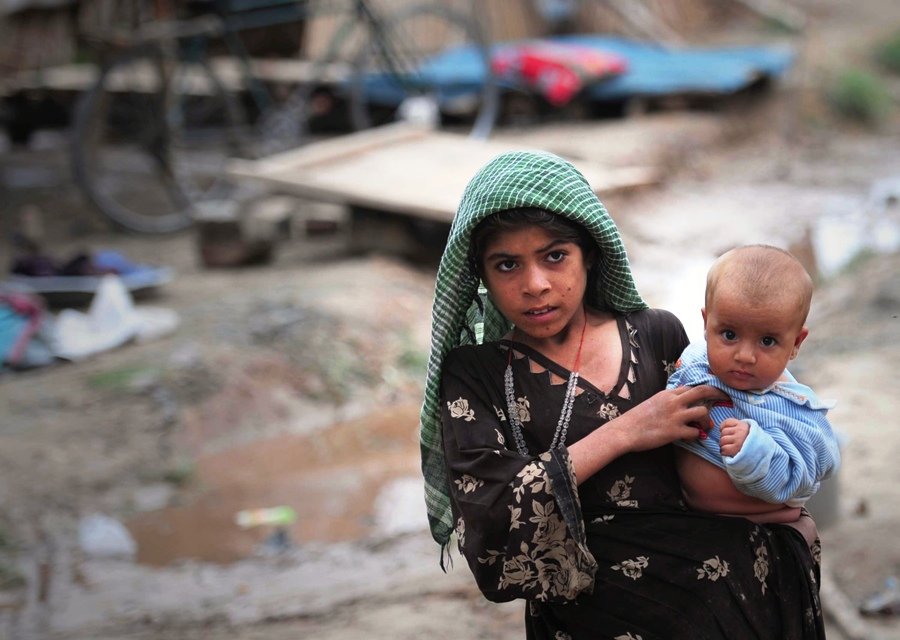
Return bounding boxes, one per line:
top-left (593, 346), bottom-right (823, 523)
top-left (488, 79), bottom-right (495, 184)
top-left (546, 250), bottom-right (567, 263)
top-left (760, 336), bottom-right (778, 347)
top-left (722, 330), bottom-right (737, 341)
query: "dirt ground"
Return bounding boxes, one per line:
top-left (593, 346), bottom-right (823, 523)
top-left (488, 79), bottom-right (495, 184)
top-left (2, 2), bottom-right (900, 639)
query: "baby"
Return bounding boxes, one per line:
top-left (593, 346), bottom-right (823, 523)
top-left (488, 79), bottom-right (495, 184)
top-left (668, 244), bottom-right (841, 523)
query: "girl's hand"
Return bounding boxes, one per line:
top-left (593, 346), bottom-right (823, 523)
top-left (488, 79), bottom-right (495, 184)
top-left (616, 385), bottom-right (724, 452)
top-left (569, 385), bottom-right (725, 485)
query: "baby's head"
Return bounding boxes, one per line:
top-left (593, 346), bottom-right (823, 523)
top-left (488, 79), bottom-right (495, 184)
top-left (702, 245), bottom-right (813, 391)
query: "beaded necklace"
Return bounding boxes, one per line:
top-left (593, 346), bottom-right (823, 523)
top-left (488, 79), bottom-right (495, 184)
top-left (504, 311), bottom-right (588, 456)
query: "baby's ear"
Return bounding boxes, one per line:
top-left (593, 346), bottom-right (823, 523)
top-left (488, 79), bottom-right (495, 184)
top-left (790, 326), bottom-right (810, 359)
top-left (700, 307), bottom-right (708, 328)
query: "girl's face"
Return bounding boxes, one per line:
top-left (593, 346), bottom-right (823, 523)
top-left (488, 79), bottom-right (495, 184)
top-left (481, 224), bottom-right (590, 342)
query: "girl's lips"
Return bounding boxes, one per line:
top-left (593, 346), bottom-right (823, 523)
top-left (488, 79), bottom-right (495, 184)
top-left (521, 306), bottom-right (558, 325)
top-left (525, 306), bottom-right (554, 316)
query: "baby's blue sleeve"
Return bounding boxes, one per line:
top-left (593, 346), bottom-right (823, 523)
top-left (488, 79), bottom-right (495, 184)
top-left (723, 395), bottom-right (840, 506)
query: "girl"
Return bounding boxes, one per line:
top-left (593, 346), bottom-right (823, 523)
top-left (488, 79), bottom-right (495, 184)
top-left (419, 150), bottom-right (825, 639)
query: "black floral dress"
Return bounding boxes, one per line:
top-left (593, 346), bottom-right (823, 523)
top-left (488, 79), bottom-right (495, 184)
top-left (440, 309), bottom-right (824, 639)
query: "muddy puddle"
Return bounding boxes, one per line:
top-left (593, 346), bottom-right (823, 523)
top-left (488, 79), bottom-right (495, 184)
top-left (126, 403), bottom-right (424, 566)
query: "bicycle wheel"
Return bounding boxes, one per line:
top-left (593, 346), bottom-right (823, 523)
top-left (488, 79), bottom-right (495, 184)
top-left (71, 42), bottom-right (247, 234)
top-left (348, 3), bottom-right (499, 139)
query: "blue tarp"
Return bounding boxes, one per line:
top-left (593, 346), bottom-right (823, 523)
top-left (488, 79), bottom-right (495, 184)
top-left (360, 35), bottom-right (794, 107)
top-left (558, 36), bottom-right (795, 100)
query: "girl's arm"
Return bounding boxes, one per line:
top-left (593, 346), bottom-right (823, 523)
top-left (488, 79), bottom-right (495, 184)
top-left (440, 349), bottom-right (597, 603)
top-left (568, 385), bottom-right (721, 484)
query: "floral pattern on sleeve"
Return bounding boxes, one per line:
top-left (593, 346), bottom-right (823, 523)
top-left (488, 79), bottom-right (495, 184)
top-left (475, 453), bottom-right (596, 601)
top-left (440, 357), bottom-right (597, 603)
top-left (447, 397), bottom-right (476, 421)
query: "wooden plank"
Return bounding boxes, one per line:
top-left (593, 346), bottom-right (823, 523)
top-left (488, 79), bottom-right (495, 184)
top-left (210, 57), bottom-right (350, 86)
top-left (4, 56), bottom-right (348, 96)
top-left (229, 121), bottom-right (431, 176)
top-left (229, 123), bottom-right (659, 224)
top-left (5, 64), bottom-right (98, 93)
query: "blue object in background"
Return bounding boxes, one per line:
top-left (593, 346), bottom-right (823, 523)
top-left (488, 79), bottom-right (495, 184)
top-left (92, 249), bottom-right (144, 275)
top-left (358, 35), bottom-right (795, 107)
top-left (556, 35), bottom-right (795, 100)
top-left (0, 305), bottom-right (28, 362)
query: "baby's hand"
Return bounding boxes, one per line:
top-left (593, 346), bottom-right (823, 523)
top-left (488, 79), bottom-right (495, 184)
top-left (719, 418), bottom-right (750, 458)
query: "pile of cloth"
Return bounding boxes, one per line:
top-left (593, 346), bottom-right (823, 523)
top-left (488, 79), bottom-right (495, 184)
top-left (2, 249), bottom-right (180, 372)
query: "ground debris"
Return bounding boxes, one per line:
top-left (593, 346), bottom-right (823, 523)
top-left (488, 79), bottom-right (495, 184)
top-left (860, 576), bottom-right (900, 617)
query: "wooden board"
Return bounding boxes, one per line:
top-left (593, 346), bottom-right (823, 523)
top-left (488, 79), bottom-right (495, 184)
top-left (228, 123), bottom-right (660, 224)
top-left (3, 57), bottom-right (349, 96)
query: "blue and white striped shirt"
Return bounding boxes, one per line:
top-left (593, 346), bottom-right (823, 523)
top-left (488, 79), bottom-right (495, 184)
top-left (667, 341), bottom-right (841, 506)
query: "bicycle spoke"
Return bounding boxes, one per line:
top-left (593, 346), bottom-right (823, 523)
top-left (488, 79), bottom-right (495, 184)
top-left (349, 3), bottom-right (498, 138)
top-left (72, 42), bottom-right (250, 233)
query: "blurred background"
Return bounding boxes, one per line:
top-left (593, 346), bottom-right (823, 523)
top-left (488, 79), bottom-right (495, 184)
top-left (1, 1), bottom-right (899, 638)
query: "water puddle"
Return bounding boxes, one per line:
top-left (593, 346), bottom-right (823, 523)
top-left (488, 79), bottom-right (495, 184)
top-left (809, 210), bottom-right (900, 279)
top-left (126, 403), bottom-right (424, 566)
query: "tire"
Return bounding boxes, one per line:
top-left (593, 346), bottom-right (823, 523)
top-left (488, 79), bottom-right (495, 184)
top-left (71, 42), bottom-right (247, 234)
top-left (348, 3), bottom-right (499, 139)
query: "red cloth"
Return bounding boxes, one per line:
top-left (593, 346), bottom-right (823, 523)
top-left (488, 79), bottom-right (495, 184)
top-left (491, 40), bottom-right (627, 106)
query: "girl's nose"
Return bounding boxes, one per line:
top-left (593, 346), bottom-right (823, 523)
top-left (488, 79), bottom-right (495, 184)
top-left (523, 266), bottom-right (550, 296)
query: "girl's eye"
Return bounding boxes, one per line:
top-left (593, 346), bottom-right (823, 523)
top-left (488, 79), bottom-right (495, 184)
top-left (722, 330), bottom-right (737, 341)
top-left (761, 336), bottom-right (777, 347)
top-left (546, 250), bottom-right (566, 263)
top-left (496, 259), bottom-right (517, 273)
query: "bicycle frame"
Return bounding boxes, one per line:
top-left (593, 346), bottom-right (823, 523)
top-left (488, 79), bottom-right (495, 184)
top-left (71, 0), bottom-right (497, 233)
top-left (130, 0), bottom-right (390, 121)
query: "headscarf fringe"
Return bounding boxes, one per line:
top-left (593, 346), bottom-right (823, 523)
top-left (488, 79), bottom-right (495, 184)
top-left (439, 542), bottom-right (454, 572)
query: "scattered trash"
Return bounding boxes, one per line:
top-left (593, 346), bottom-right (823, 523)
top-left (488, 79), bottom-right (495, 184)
top-left (12, 247), bottom-right (165, 279)
top-left (6, 246), bottom-right (174, 309)
top-left (236, 506), bottom-right (298, 557)
top-left (0, 290), bottom-right (54, 370)
top-left (235, 506), bottom-right (297, 529)
top-left (860, 576), bottom-right (900, 616)
top-left (53, 275), bottom-right (180, 361)
top-left (259, 528), bottom-right (294, 556)
top-left (7, 210), bottom-right (174, 308)
top-left (398, 95), bottom-right (440, 128)
top-left (78, 513), bottom-right (137, 559)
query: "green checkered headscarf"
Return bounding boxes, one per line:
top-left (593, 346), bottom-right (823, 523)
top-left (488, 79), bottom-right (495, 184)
top-left (420, 150), bottom-right (647, 547)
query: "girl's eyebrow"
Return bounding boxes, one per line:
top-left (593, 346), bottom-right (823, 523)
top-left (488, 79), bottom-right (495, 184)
top-left (538, 238), bottom-right (570, 253)
top-left (484, 250), bottom-right (516, 262)
top-left (485, 238), bottom-right (571, 262)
